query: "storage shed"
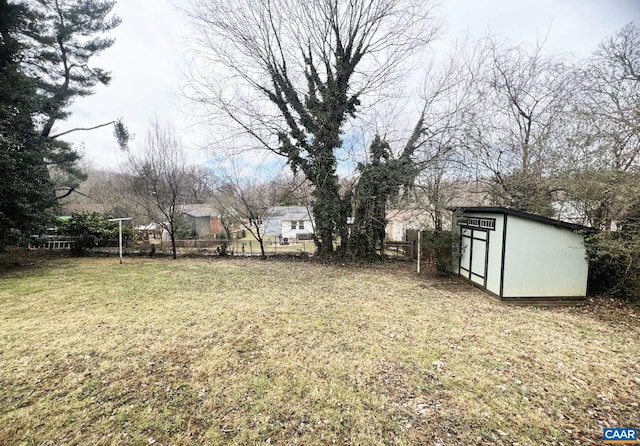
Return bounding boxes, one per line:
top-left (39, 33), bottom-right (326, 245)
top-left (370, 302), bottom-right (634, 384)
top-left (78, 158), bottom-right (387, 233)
top-left (452, 207), bottom-right (590, 302)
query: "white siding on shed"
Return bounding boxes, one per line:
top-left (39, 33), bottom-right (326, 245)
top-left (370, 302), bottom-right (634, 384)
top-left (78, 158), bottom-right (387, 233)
top-left (457, 212), bottom-right (505, 295)
top-left (453, 207), bottom-right (589, 300)
top-left (485, 214), bottom-right (504, 296)
top-left (502, 216), bottom-right (588, 298)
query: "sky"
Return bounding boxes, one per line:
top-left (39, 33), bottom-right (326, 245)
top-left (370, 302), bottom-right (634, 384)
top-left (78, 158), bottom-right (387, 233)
top-left (61, 0), bottom-right (640, 172)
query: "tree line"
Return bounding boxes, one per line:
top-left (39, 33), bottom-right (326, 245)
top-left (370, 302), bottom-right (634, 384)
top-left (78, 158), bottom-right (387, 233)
top-left (185, 1), bottom-right (639, 237)
top-left (59, 139), bottom-right (311, 260)
top-left (2, 0), bottom-right (639, 296)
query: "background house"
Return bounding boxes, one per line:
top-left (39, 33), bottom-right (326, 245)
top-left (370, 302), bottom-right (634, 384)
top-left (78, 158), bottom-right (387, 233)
top-left (181, 204), bottom-right (223, 238)
top-left (385, 208), bottom-right (434, 241)
top-left (134, 223), bottom-right (162, 240)
top-left (263, 206), bottom-right (314, 242)
top-left (452, 206), bottom-right (590, 302)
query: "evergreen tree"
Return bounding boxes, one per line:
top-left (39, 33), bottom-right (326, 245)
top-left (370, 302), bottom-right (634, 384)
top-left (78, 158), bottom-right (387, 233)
top-left (21, 0), bottom-right (121, 138)
top-left (23, 0), bottom-right (121, 198)
top-left (0, 0), bottom-right (121, 250)
top-left (0, 0), bottom-right (56, 251)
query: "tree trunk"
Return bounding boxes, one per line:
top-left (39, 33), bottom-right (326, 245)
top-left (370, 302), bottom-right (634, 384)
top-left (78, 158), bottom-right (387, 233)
top-left (336, 190), bottom-right (352, 254)
top-left (434, 212), bottom-right (443, 232)
top-left (313, 196), bottom-right (337, 256)
top-left (221, 219), bottom-right (231, 240)
top-left (170, 229), bottom-right (177, 259)
top-left (310, 159), bottom-right (340, 257)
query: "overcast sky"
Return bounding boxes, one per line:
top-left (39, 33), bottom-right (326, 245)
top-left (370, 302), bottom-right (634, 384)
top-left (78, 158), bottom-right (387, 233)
top-left (61, 0), bottom-right (640, 171)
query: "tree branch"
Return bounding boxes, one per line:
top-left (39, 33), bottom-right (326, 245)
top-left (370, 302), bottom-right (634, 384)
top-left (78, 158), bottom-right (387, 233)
top-left (50, 120), bottom-right (117, 139)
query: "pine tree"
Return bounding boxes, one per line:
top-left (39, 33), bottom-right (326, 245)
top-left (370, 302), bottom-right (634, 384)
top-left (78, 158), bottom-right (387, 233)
top-left (0, 0), bottom-right (56, 251)
top-left (0, 0), bottom-right (121, 250)
top-left (20, 0), bottom-right (121, 137)
top-left (21, 0), bottom-right (121, 198)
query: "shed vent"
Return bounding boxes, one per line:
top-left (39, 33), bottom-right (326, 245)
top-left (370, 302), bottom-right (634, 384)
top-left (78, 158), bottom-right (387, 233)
top-left (458, 217), bottom-right (496, 230)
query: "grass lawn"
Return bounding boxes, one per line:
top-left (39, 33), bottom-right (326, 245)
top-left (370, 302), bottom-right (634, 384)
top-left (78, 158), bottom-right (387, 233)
top-left (0, 255), bottom-right (638, 445)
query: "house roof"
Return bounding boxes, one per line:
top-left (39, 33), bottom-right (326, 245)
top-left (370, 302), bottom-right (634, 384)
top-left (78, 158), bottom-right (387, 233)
top-left (180, 204), bottom-right (219, 218)
top-left (450, 206), bottom-right (595, 232)
top-left (265, 206), bottom-right (313, 220)
top-left (282, 211), bottom-right (312, 221)
top-left (135, 223), bottom-right (160, 231)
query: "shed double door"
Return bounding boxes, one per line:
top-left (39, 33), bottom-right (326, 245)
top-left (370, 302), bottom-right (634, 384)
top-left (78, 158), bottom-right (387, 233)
top-left (459, 227), bottom-right (489, 287)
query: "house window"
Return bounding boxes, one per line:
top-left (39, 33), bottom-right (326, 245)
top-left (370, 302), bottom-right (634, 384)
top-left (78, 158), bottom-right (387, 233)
top-left (299, 220), bottom-right (304, 230)
top-left (291, 221), bottom-right (297, 230)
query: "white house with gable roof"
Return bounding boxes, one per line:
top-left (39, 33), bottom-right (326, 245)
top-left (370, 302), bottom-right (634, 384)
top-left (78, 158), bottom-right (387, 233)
top-left (263, 206), bottom-right (315, 243)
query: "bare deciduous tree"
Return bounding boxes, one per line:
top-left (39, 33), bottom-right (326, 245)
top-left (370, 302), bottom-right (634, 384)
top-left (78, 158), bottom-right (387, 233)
top-left (185, 0), bottom-right (440, 256)
top-left (561, 23), bottom-right (640, 230)
top-left (411, 45), bottom-right (485, 228)
top-left (127, 118), bottom-right (192, 259)
top-left (463, 38), bottom-right (574, 215)
top-left (211, 161), bottom-right (271, 257)
top-left (210, 157), bottom-right (310, 257)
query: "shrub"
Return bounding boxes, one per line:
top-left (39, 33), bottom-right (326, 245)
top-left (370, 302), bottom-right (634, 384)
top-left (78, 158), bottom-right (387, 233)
top-left (57, 212), bottom-right (129, 256)
top-left (420, 230), bottom-right (455, 274)
top-left (586, 231), bottom-right (640, 302)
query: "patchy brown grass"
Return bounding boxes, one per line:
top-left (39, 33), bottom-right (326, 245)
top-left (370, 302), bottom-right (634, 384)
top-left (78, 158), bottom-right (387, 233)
top-left (0, 255), bottom-right (638, 445)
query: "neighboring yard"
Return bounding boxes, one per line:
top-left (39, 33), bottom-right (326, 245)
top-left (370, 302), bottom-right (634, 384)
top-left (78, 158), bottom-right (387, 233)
top-left (0, 255), bottom-right (638, 445)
